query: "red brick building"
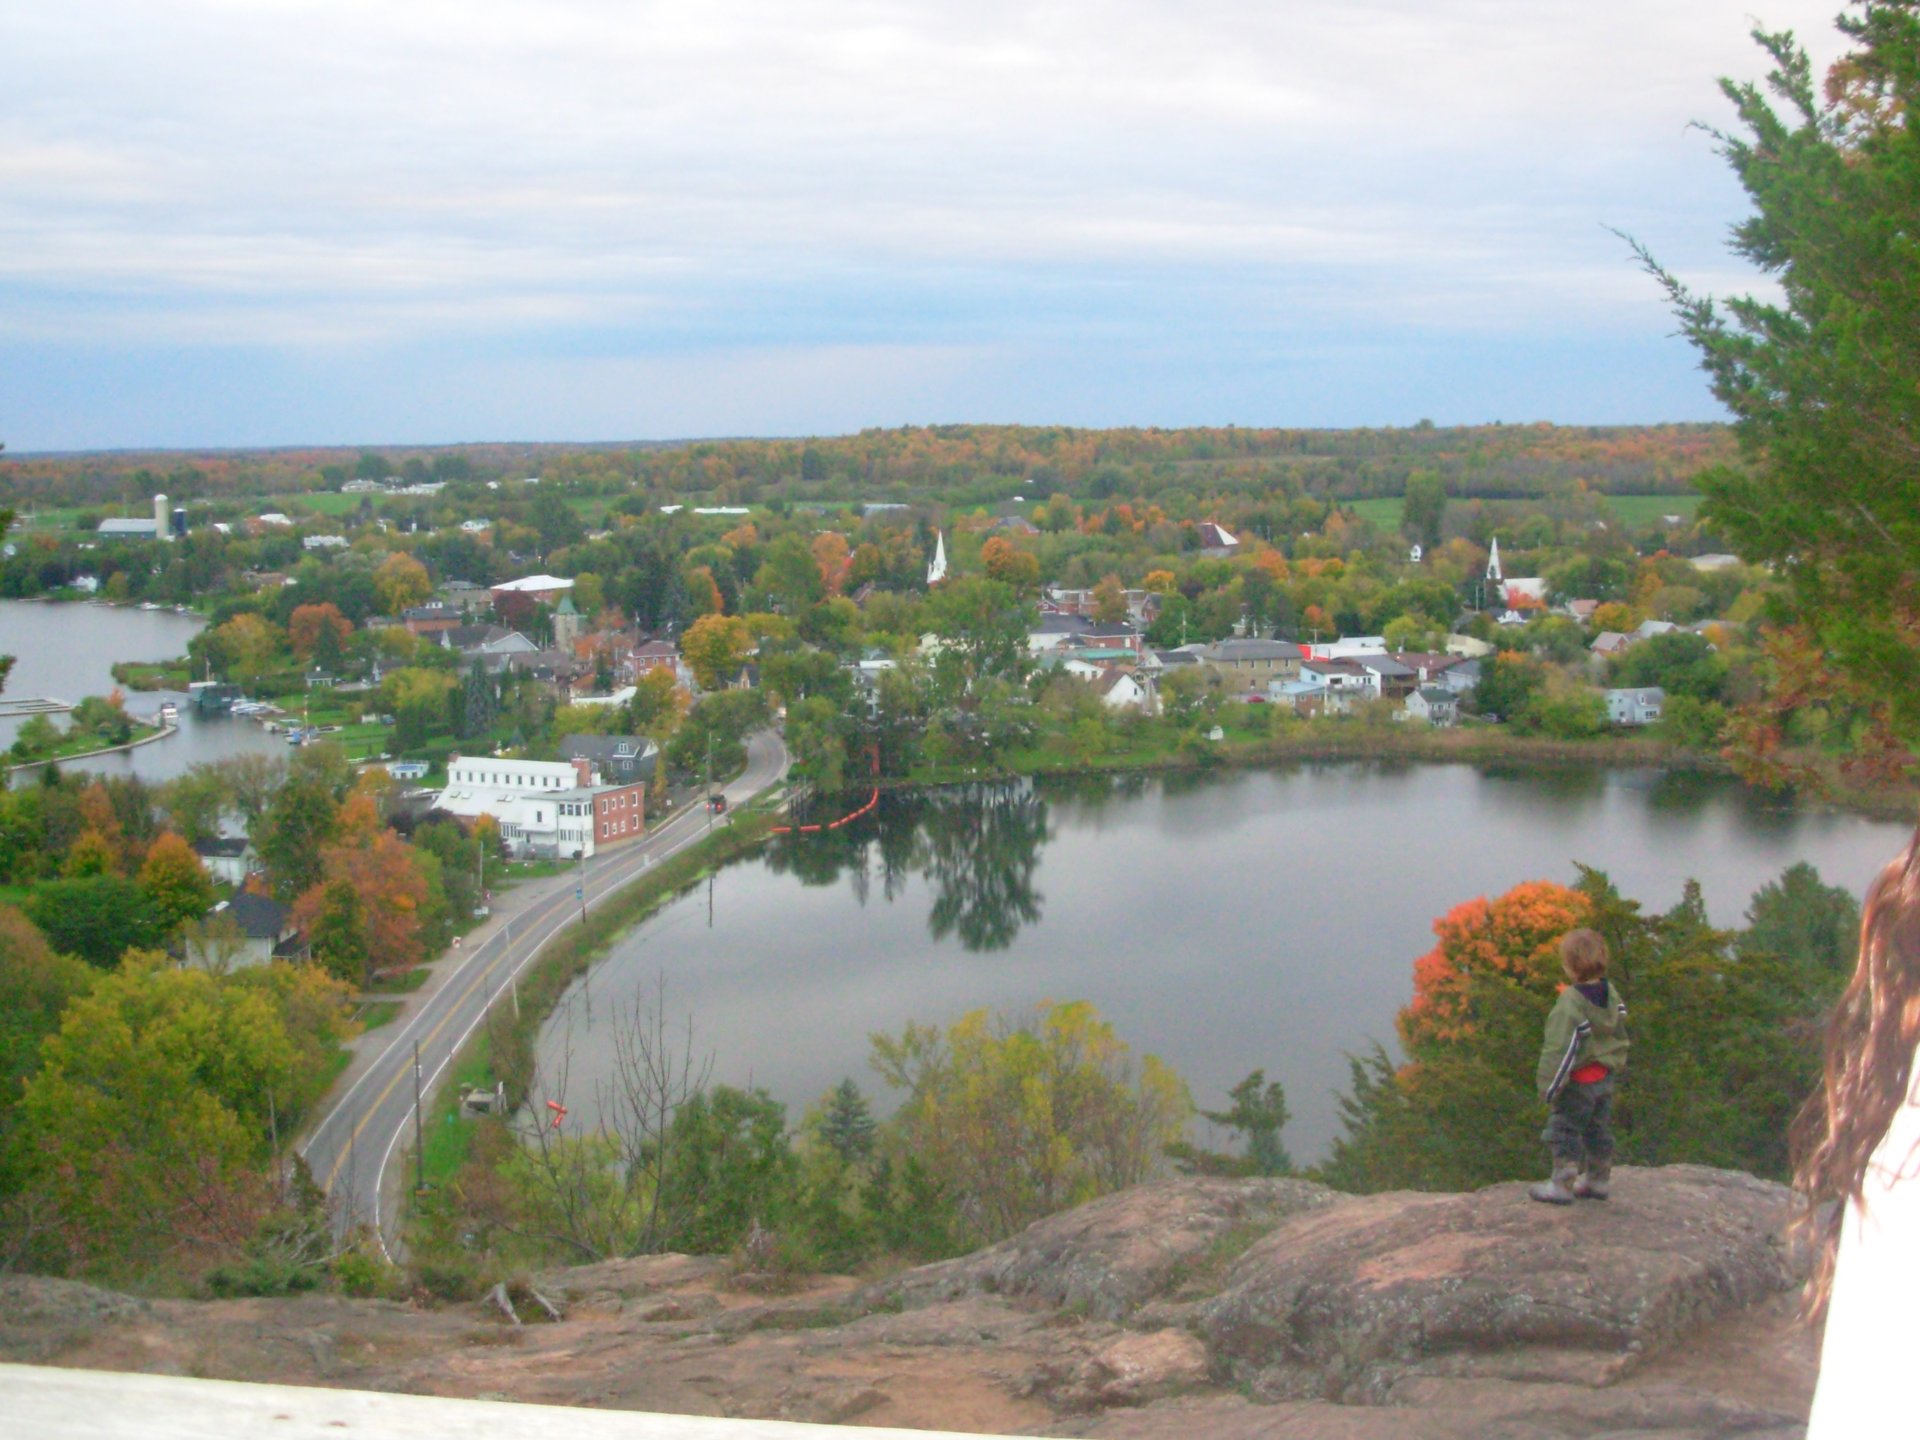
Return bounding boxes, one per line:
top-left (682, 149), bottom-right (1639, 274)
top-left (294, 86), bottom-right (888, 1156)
top-left (591, 780), bottom-right (647, 848)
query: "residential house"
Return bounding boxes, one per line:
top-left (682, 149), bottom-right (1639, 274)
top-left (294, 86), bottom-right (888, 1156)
top-left (1272, 675), bottom-right (1349, 717)
top-left (435, 580), bottom-right (492, 614)
top-left (206, 892), bottom-right (306, 969)
top-left (1195, 521), bottom-right (1240, 557)
top-left (558, 734), bottom-right (659, 785)
top-left (1430, 656), bottom-right (1482, 695)
top-left (1042, 585), bottom-right (1161, 627)
top-left (1445, 633), bottom-right (1495, 658)
top-left (1078, 620), bottom-right (1144, 654)
top-left (1094, 669), bottom-right (1153, 713)
top-left (1299, 657), bottom-right (1380, 699)
top-left (1347, 653), bottom-right (1418, 700)
top-left (1606, 686), bottom-right (1667, 726)
top-left (497, 648), bottom-right (588, 694)
top-left (1402, 687), bottom-right (1460, 727)
top-left (1028, 612), bottom-right (1098, 654)
top-left (1388, 651), bottom-right (1478, 693)
top-left (441, 624), bottom-right (539, 660)
top-left (402, 602), bottom-right (465, 637)
top-left (625, 639), bottom-right (696, 690)
top-left (191, 836), bottom-right (256, 887)
top-left (1590, 631), bottom-right (1634, 659)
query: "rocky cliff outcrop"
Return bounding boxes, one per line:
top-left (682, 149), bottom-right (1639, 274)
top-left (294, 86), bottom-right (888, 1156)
top-left (0, 1166), bottom-right (1820, 1438)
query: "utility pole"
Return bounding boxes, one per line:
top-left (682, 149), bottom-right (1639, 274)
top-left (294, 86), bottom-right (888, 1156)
top-left (576, 849), bottom-right (587, 926)
top-left (704, 732), bottom-right (714, 835)
top-left (412, 1040), bottom-right (424, 1194)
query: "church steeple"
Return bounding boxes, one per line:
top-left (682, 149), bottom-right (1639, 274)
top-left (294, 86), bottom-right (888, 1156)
top-left (927, 530), bottom-right (948, 586)
top-left (1486, 534), bottom-right (1503, 583)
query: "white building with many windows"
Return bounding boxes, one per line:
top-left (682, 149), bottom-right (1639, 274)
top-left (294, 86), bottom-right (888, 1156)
top-left (433, 755), bottom-right (647, 859)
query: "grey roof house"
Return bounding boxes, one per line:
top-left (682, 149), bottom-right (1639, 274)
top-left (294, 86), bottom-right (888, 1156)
top-left (558, 734), bottom-right (659, 785)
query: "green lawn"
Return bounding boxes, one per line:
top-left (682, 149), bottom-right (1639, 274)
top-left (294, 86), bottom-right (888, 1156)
top-left (327, 721), bottom-right (392, 761)
top-left (289, 492), bottom-right (362, 516)
top-left (417, 1041), bottom-right (495, 1190)
top-left (112, 659), bottom-right (194, 691)
top-left (1345, 497), bottom-right (1404, 530)
top-left (1344, 493), bottom-right (1699, 531)
top-left (1604, 493), bottom-right (1702, 525)
top-left (356, 1000), bottom-right (403, 1032)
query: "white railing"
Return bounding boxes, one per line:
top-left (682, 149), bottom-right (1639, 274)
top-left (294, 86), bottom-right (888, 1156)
top-left (0, 1364), bottom-right (998, 1440)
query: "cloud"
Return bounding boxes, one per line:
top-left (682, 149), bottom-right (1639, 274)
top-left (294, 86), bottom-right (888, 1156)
top-left (0, 1), bottom-right (1850, 441)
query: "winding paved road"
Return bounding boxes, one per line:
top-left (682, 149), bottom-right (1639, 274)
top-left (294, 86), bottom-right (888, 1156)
top-left (299, 729), bottom-right (788, 1256)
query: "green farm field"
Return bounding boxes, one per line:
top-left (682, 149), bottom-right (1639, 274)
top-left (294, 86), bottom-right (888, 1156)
top-left (1603, 493), bottom-right (1702, 525)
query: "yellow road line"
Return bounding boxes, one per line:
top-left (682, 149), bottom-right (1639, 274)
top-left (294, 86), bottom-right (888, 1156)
top-left (317, 818), bottom-right (690, 1194)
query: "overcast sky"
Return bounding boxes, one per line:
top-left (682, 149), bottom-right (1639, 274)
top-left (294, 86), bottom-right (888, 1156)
top-left (0, 1), bottom-right (1852, 451)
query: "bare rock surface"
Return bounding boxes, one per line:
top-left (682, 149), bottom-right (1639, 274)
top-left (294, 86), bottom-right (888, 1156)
top-left (0, 1166), bottom-right (1818, 1438)
top-left (859, 1176), bottom-right (1339, 1322)
top-left (1196, 1165), bottom-right (1800, 1403)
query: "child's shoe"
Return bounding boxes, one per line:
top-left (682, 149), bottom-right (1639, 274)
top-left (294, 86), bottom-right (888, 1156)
top-left (1573, 1160), bottom-right (1612, 1200)
top-left (1529, 1160), bottom-right (1578, 1205)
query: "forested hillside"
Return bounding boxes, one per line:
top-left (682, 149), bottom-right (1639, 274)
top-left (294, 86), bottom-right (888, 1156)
top-left (1, 421), bottom-right (1731, 512)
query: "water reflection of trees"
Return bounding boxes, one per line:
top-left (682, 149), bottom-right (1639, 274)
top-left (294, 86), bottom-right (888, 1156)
top-left (763, 783), bottom-right (1050, 952)
top-left (923, 784), bottom-right (1048, 951)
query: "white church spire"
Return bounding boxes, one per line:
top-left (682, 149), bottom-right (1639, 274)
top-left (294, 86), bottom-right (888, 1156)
top-left (927, 530), bottom-right (948, 586)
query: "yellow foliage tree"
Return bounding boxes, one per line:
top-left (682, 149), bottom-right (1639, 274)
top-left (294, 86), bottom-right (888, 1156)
top-left (871, 1001), bottom-right (1192, 1245)
top-left (681, 613), bottom-right (751, 690)
top-left (373, 552), bottom-right (432, 615)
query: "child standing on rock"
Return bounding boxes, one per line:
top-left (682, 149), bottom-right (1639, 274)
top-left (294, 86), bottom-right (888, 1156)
top-left (1530, 927), bottom-right (1630, 1205)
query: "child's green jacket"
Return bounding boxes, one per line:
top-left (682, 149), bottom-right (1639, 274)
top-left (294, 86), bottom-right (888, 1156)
top-left (1536, 980), bottom-right (1630, 1102)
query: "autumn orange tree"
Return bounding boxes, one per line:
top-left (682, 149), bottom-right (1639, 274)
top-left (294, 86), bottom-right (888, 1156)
top-left (810, 531), bottom-right (851, 596)
top-left (287, 602), bottom-right (353, 663)
top-left (291, 795), bottom-right (435, 982)
top-left (979, 535), bottom-right (1039, 595)
top-left (1399, 881), bottom-right (1592, 1052)
top-left (1312, 881), bottom-right (1597, 1192)
top-left (1322, 862), bottom-right (1857, 1195)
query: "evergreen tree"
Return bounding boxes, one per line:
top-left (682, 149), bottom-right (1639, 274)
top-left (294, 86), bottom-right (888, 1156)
top-left (816, 1078), bottom-right (877, 1167)
top-left (1638, 4), bottom-right (1920, 745)
top-left (1740, 862), bottom-right (1861, 977)
top-left (462, 659), bottom-right (497, 740)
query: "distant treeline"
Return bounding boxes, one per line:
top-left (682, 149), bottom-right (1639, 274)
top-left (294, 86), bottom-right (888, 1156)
top-left (1, 422), bottom-right (1733, 511)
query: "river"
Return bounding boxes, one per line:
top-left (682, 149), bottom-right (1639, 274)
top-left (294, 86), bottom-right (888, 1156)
top-left (538, 766), bottom-right (1915, 1163)
top-left (0, 599), bottom-right (286, 783)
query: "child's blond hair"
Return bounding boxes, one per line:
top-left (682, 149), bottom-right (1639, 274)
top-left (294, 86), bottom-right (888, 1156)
top-left (1560, 928), bottom-right (1609, 982)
